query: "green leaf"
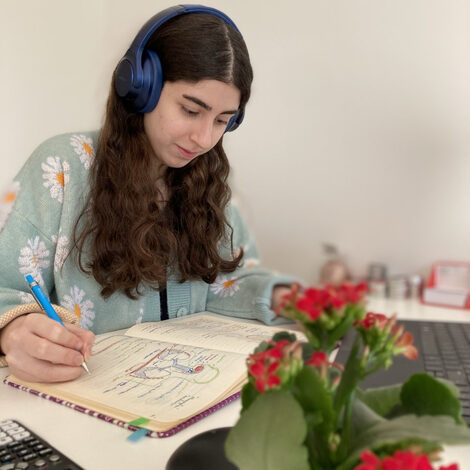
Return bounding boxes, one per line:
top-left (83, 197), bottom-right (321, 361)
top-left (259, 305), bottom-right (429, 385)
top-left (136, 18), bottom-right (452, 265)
top-left (254, 340), bottom-right (271, 354)
top-left (241, 381), bottom-right (258, 411)
top-left (342, 414), bottom-right (470, 469)
top-left (292, 366), bottom-right (335, 465)
top-left (350, 397), bottom-right (385, 436)
top-left (400, 373), bottom-right (464, 424)
top-left (272, 331), bottom-right (298, 343)
top-left (301, 342), bottom-right (315, 362)
top-left (292, 366), bottom-right (335, 428)
top-left (225, 391), bottom-right (310, 470)
top-left (333, 338), bottom-right (362, 414)
top-left (356, 384), bottom-right (403, 418)
top-left (328, 306), bottom-right (361, 348)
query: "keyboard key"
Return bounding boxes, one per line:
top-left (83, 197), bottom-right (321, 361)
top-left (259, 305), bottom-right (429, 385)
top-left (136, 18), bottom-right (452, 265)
top-left (461, 407), bottom-right (470, 416)
top-left (447, 370), bottom-right (468, 385)
top-left (0, 421), bottom-right (83, 469)
top-left (0, 463), bottom-right (15, 470)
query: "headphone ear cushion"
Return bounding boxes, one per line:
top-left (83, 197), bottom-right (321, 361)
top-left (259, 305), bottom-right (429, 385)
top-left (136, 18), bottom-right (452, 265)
top-left (225, 108), bottom-right (244, 133)
top-left (114, 58), bottom-right (136, 100)
top-left (133, 50), bottom-right (163, 113)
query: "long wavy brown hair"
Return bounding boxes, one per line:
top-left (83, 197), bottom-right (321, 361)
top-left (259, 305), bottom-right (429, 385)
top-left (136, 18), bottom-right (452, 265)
top-left (73, 13), bottom-right (253, 299)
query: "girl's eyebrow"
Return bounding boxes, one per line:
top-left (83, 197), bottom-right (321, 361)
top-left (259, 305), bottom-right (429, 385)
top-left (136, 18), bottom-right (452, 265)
top-left (182, 94), bottom-right (238, 115)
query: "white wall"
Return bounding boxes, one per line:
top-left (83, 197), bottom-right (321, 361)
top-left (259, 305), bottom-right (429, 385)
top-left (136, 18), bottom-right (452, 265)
top-left (1, 0), bottom-right (470, 284)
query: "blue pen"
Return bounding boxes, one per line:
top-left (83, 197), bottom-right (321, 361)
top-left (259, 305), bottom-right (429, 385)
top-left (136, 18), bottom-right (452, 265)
top-left (25, 275), bottom-right (90, 374)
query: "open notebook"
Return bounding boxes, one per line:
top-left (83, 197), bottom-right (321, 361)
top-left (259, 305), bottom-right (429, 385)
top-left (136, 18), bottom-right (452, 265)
top-left (4, 313), bottom-right (298, 438)
top-left (335, 318), bottom-right (470, 426)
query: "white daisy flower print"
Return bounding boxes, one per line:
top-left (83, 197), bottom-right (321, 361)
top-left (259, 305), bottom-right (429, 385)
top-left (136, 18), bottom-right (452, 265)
top-left (136, 308), bottom-right (144, 324)
top-left (51, 230), bottom-right (69, 272)
top-left (19, 291), bottom-right (34, 304)
top-left (18, 236), bottom-right (50, 286)
top-left (0, 181), bottom-right (20, 231)
top-left (61, 286), bottom-right (95, 329)
top-left (42, 156), bottom-right (70, 203)
top-left (70, 134), bottom-right (94, 169)
top-left (210, 275), bottom-right (243, 298)
top-left (243, 257), bottom-right (260, 268)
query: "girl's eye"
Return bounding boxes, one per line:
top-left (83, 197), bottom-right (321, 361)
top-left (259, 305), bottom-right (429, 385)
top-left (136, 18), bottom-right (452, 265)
top-left (182, 106), bottom-right (198, 116)
top-left (216, 117), bottom-right (229, 126)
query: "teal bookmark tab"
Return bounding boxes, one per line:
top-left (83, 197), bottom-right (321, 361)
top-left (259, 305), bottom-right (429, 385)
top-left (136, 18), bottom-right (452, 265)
top-left (127, 428), bottom-right (148, 442)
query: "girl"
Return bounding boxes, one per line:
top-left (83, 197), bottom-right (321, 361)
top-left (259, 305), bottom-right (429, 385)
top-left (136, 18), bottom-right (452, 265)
top-left (0, 5), bottom-right (295, 383)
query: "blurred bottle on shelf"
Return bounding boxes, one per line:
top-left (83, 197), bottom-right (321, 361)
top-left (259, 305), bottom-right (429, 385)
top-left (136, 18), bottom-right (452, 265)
top-left (408, 274), bottom-right (423, 300)
top-left (388, 275), bottom-right (409, 300)
top-left (368, 262), bottom-right (387, 298)
top-left (319, 243), bottom-right (350, 286)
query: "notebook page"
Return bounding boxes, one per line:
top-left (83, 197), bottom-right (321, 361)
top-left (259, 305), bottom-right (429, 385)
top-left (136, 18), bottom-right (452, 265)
top-left (28, 332), bottom-right (246, 426)
top-left (125, 314), bottom-right (301, 354)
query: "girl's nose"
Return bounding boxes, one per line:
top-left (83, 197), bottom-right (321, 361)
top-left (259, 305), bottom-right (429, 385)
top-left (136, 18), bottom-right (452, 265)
top-left (190, 119), bottom-right (214, 150)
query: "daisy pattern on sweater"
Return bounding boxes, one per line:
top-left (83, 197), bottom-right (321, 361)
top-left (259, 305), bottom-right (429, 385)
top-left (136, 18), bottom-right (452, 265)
top-left (210, 274), bottom-right (243, 297)
top-left (236, 244), bottom-right (260, 269)
top-left (18, 236), bottom-right (50, 286)
top-left (61, 285), bottom-right (95, 329)
top-left (243, 257), bottom-right (260, 268)
top-left (0, 181), bottom-right (20, 232)
top-left (70, 134), bottom-right (94, 169)
top-left (18, 291), bottom-right (34, 304)
top-left (136, 308), bottom-right (144, 324)
top-left (42, 156), bottom-right (70, 203)
top-left (52, 230), bottom-right (69, 272)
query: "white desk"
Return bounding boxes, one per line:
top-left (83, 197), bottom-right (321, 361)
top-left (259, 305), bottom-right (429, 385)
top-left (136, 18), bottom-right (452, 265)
top-left (1, 300), bottom-right (470, 470)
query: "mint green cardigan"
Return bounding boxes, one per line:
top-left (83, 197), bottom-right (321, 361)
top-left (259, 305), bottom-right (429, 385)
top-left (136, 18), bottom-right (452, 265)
top-left (0, 132), bottom-right (295, 335)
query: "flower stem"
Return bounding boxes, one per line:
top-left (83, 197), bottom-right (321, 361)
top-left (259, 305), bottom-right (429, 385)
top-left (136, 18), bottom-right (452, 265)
top-left (336, 389), bottom-right (355, 461)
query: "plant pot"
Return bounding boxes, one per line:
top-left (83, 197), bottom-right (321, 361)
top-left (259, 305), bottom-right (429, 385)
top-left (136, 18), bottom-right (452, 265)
top-left (166, 427), bottom-right (237, 470)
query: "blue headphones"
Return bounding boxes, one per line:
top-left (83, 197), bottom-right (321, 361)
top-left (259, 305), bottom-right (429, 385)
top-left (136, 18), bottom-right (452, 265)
top-left (114, 4), bottom-right (244, 132)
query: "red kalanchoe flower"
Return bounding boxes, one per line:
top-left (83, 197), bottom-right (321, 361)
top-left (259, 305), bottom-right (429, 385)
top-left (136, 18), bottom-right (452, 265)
top-left (247, 339), bottom-right (302, 393)
top-left (307, 351), bottom-right (328, 367)
top-left (276, 282), bottom-right (368, 330)
top-left (275, 283), bottom-right (302, 315)
top-left (355, 313), bottom-right (419, 362)
top-left (356, 312), bottom-right (389, 330)
top-left (353, 449), bottom-right (459, 470)
top-left (331, 282), bottom-right (368, 304)
top-left (393, 330), bottom-right (418, 360)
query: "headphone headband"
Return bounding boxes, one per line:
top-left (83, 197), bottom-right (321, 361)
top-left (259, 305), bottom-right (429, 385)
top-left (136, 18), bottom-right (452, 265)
top-left (114, 4), bottom-right (245, 131)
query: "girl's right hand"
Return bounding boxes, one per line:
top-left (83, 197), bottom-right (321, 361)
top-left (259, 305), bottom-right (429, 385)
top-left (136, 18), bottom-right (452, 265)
top-left (0, 312), bottom-right (95, 383)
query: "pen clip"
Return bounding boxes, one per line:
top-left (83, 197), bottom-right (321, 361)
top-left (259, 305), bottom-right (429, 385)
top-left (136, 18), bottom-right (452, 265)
top-left (27, 282), bottom-right (44, 312)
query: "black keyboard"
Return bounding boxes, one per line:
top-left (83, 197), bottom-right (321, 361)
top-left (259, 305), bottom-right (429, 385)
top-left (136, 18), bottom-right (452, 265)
top-left (0, 420), bottom-right (83, 470)
top-left (420, 322), bottom-right (470, 422)
top-left (335, 319), bottom-right (470, 425)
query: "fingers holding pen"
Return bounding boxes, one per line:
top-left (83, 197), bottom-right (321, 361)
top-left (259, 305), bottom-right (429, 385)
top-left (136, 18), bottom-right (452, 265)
top-left (1, 313), bottom-right (94, 382)
top-left (65, 322), bottom-right (95, 361)
top-left (6, 348), bottom-right (84, 383)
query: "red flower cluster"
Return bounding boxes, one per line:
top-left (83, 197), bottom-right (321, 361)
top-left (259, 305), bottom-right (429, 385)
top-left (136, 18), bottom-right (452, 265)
top-left (247, 339), bottom-right (300, 393)
top-left (354, 450), bottom-right (458, 470)
top-left (356, 312), bottom-right (418, 360)
top-left (357, 312), bottom-right (389, 330)
top-left (306, 351), bottom-right (328, 367)
top-left (280, 282), bottom-right (368, 322)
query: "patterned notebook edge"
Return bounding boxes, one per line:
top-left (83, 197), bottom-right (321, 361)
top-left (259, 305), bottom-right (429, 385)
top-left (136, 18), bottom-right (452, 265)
top-left (3, 377), bottom-right (240, 438)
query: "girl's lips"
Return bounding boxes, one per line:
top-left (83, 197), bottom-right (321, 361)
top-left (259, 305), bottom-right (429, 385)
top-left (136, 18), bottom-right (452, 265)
top-left (176, 145), bottom-right (198, 159)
